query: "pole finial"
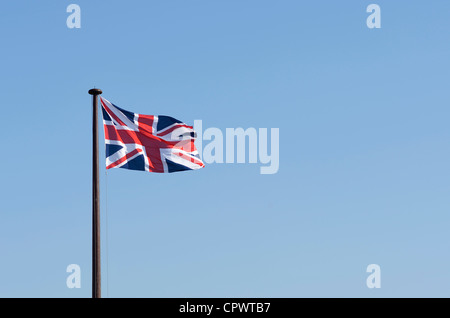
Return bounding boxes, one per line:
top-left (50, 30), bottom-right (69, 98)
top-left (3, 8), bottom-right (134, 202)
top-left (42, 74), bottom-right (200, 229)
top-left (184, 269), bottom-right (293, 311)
top-left (89, 88), bottom-right (103, 95)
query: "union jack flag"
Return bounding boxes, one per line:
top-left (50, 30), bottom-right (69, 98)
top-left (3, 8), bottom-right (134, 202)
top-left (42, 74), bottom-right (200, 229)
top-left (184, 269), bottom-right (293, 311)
top-left (100, 97), bottom-right (205, 173)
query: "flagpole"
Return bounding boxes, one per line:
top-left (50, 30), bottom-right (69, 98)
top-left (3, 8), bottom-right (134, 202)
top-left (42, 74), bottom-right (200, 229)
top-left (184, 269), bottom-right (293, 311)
top-left (89, 88), bottom-right (102, 298)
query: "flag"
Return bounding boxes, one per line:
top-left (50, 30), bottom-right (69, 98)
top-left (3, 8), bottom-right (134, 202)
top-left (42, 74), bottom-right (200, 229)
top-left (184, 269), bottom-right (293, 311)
top-left (100, 97), bottom-right (205, 173)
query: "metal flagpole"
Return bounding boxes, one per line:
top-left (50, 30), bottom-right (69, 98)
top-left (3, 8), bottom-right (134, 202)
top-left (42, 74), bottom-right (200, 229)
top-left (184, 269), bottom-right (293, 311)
top-left (89, 88), bottom-right (102, 298)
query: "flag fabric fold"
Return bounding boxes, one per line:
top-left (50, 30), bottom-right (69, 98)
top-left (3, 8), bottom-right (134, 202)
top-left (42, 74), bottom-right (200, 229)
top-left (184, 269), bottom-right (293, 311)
top-left (100, 97), bottom-right (205, 173)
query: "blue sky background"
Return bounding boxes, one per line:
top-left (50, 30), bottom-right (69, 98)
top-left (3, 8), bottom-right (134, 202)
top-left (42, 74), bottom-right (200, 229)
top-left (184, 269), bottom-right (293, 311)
top-left (1, 0), bottom-right (450, 297)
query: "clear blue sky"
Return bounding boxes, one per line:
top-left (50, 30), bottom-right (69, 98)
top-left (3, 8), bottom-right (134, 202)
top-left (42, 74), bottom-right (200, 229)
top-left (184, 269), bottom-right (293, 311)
top-left (1, 0), bottom-right (450, 297)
